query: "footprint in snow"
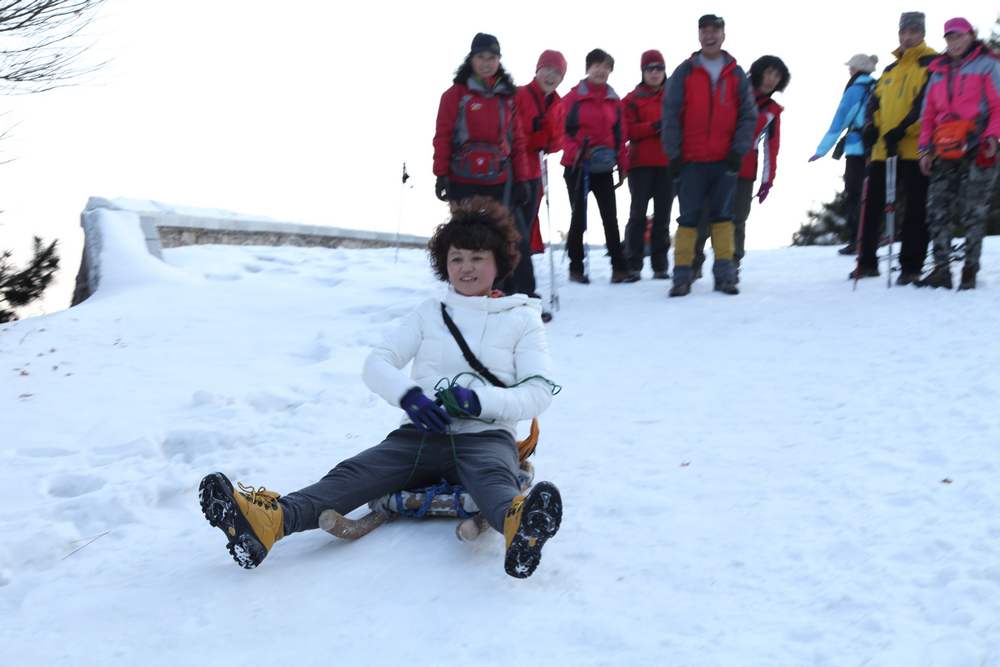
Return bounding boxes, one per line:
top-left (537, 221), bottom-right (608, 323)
top-left (313, 276), bottom-right (343, 287)
top-left (47, 474), bottom-right (106, 498)
top-left (204, 272), bottom-right (242, 281)
top-left (245, 391), bottom-right (304, 413)
top-left (15, 447), bottom-right (74, 458)
top-left (161, 429), bottom-right (236, 463)
top-left (254, 255), bottom-right (296, 266)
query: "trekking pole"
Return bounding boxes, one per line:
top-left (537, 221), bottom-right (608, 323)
top-left (582, 154), bottom-right (591, 277)
top-left (540, 151), bottom-right (560, 312)
top-left (884, 155), bottom-right (898, 288)
top-left (852, 174), bottom-right (871, 292)
top-left (394, 162), bottom-right (411, 264)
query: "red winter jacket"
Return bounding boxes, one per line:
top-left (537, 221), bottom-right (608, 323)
top-left (560, 79), bottom-right (629, 172)
top-left (433, 73), bottom-right (530, 185)
top-left (739, 93), bottom-right (783, 184)
top-left (661, 51), bottom-right (757, 163)
top-left (918, 42), bottom-right (1000, 153)
top-left (624, 83), bottom-right (669, 168)
top-left (516, 79), bottom-right (564, 180)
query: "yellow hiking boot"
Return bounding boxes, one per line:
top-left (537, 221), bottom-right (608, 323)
top-left (503, 481), bottom-right (562, 579)
top-left (199, 472), bottom-right (284, 569)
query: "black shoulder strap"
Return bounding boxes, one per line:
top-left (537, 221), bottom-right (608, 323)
top-left (440, 303), bottom-right (507, 388)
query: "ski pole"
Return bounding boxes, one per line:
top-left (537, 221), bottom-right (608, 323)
top-left (884, 155), bottom-right (898, 288)
top-left (540, 151), bottom-right (560, 312)
top-left (853, 173), bottom-right (871, 292)
top-left (394, 162), bottom-right (410, 264)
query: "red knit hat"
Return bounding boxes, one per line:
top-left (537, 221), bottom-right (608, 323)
top-left (641, 49), bottom-right (665, 69)
top-left (536, 49), bottom-right (567, 76)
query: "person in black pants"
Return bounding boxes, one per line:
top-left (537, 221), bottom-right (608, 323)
top-left (559, 48), bottom-right (632, 284)
top-left (858, 158), bottom-right (929, 278)
top-left (623, 49), bottom-right (673, 280)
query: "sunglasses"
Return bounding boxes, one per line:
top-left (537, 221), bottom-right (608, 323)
top-left (644, 64), bottom-right (666, 72)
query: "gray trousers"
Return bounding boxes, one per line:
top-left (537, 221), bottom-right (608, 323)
top-left (279, 426), bottom-right (522, 535)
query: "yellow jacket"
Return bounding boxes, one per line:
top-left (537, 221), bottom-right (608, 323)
top-left (869, 41), bottom-right (938, 161)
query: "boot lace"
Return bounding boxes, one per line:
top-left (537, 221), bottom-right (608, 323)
top-left (237, 482), bottom-right (280, 509)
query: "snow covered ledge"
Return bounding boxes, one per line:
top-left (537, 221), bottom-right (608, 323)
top-left (72, 197), bottom-right (429, 305)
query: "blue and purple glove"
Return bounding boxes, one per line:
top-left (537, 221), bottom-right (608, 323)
top-left (448, 385), bottom-right (481, 417)
top-left (400, 387), bottom-right (451, 434)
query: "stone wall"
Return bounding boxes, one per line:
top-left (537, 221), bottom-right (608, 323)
top-left (73, 198), bottom-right (428, 305)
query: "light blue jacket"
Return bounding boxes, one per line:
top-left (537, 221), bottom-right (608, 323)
top-left (814, 74), bottom-right (875, 158)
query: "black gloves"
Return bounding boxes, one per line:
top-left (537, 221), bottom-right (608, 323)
top-left (531, 116), bottom-right (546, 133)
top-left (862, 125), bottom-right (880, 150)
top-left (725, 150), bottom-right (744, 174)
top-left (435, 176), bottom-right (449, 202)
top-left (883, 126), bottom-right (906, 157)
top-left (651, 120), bottom-right (662, 135)
top-left (513, 180), bottom-right (531, 207)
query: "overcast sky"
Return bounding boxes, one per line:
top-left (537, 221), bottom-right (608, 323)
top-left (1, 0), bottom-right (997, 312)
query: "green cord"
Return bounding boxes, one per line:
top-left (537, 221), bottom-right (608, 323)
top-left (401, 431), bottom-right (428, 490)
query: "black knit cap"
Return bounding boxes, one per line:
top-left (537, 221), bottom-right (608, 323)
top-left (470, 32), bottom-right (501, 57)
top-left (698, 14), bottom-right (725, 29)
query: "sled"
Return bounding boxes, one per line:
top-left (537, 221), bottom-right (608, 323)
top-left (320, 419), bottom-right (540, 542)
top-left (319, 459), bottom-right (535, 542)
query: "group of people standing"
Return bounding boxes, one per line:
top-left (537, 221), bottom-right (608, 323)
top-left (811, 12), bottom-right (1000, 290)
top-left (431, 14), bottom-right (790, 309)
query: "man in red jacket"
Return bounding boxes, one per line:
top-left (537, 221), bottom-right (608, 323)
top-left (623, 49), bottom-right (673, 280)
top-left (693, 55), bottom-right (788, 285)
top-left (502, 49), bottom-right (566, 319)
top-left (432, 33), bottom-right (531, 208)
top-left (662, 14), bottom-right (757, 297)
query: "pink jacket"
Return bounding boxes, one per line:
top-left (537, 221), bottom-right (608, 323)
top-left (919, 42), bottom-right (1000, 152)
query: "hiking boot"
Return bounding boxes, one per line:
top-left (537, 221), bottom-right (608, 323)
top-left (848, 265), bottom-right (880, 280)
top-left (611, 269), bottom-right (641, 284)
top-left (712, 260), bottom-right (739, 295)
top-left (838, 244), bottom-right (856, 256)
top-left (503, 481), bottom-right (562, 579)
top-left (568, 270), bottom-right (590, 285)
top-left (692, 263), bottom-right (704, 281)
top-left (916, 266), bottom-right (953, 289)
top-left (199, 472), bottom-right (284, 569)
top-left (652, 270), bottom-right (671, 280)
top-left (669, 266), bottom-right (693, 297)
top-left (896, 271), bottom-right (920, 286)
top-left (958, 266), bottom-right (977, 291)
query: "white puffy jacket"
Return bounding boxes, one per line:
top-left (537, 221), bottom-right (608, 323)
top-left (363, 288), bottom-right (554, 436)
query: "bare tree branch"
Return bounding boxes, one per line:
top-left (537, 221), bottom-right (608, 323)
top-left (0, 1), bottom-right (105, 94)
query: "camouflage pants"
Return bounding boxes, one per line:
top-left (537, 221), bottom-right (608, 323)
top-left (927, 157), bottom-right (999, 271)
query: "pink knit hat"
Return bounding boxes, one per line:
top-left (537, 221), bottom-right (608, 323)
top-left (536, 50), bottom-right (567, 76)
top-left (641, 49), bottom-right (665, 69)
top-left (943, 17), bottom-right (974, 36)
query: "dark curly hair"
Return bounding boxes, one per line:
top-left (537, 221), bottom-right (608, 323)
top-left (427, 196), bottom-right (521, 285)
top-left (453, 55), bottom-right (515, 88)
top-left (749, 55), bottom-right (790, 93)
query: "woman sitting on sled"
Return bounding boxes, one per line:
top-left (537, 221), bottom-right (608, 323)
top-left (198, 196), bottom-right (562, 579)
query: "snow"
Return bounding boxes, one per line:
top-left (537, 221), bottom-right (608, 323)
top-left (3, 210), bottom-right (1000, 665)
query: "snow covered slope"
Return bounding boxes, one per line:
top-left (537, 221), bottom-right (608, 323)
top-left (3, 214), bottom-right (1000, 666)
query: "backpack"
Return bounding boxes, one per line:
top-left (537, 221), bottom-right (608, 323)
top-left (833, 79), bottom-right (875, 160)
top-left (450, 92), bottom-right (512, 182)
